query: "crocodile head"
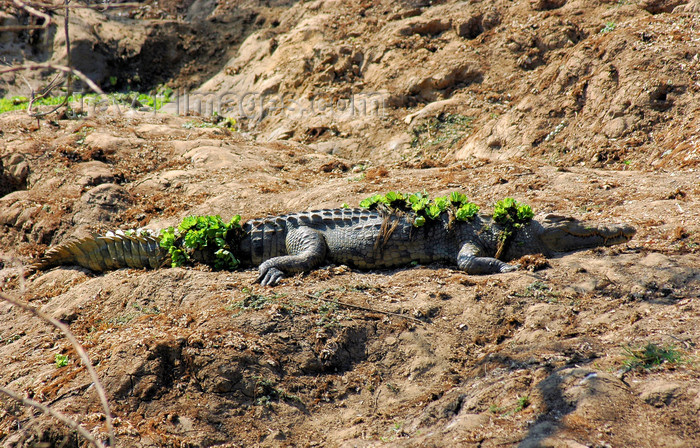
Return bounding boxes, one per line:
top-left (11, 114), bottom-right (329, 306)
top-left (535, 214), bottom-right (636, 254)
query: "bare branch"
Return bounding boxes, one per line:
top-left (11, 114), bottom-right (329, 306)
top-left (0, 62), bottom-right (104, 95)
top-left (0, 0), bottom-right (54, 31)
top-left (0, 292), bottom-right (116, 447)
top-left (30, 1), bottom-right (143, 10)
top-left (27, 0), bottom-right (73, 118)
top-left (0, 386), bottom-right (108, 448)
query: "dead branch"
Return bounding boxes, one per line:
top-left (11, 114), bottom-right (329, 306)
top-left (0, 62), bottom-right (103, 96)
top-left (0, 292), bottom-right (115, 447)
top-left (0, 0), bottom-right (54, 32)
top-left (25, 0), bottom-right (73, 118)
top-left (27, 0), bottom-right (143, 10)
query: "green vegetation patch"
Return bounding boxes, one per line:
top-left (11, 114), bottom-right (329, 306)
top-left (493, 198), bottom-right (534, 259)
top-left (254, 376), bottom-right (302, 407)
top-left (1, 87), bottom-right (174, 115)
top-left (622, 342), bottom-right (686, 372)
top-left (54, 353), bottom-right (69, 368)
top-left (159, 214), bottom-right (244, 270)
top-left (410, 113), bottom-right (474, 151)
top-left (360, 191), bottom-right (480, 227)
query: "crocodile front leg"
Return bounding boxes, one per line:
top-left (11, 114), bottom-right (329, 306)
top-left (256, 227), bottom-right (327, 286)
top-left (457, 243), bottom-right (518, 275)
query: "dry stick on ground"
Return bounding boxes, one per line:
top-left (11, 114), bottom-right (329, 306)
top-left (0, 386), bottom-right (107, 448)
top-left (305, 293), bottom-right (426, 325)
top-left (0, 292), bottom-right (116, 447)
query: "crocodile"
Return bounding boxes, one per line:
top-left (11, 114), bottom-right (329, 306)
top-left (30, 208), bottom-right (636, 286)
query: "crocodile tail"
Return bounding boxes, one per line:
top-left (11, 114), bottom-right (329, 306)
top-left (29, 233), bottom-right (169, 273)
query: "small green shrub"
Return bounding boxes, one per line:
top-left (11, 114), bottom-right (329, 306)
top-left (492, 198), bottom-right (534, 258)
top-left (493, 198), bottom-right (534, 229)
top-left (159, 214), bottom-right (243, 269)
top-left (55, 353), bottom-right (69, 368)
top-left (360, 191), bottom-right (480, 227)
top-left (514, 395), bottom-right (530, 412)
top-left (601, 21), bottom-right (616, 33)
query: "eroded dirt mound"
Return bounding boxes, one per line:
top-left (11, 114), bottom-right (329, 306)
top-left (197, 0), bottom-right (700, 169)
top-left (0, 111), bottom-right (698, 447)
top-left (0, 0), bottom-right (292, 94)
top-left (2, 0), bottom-right (700, 447)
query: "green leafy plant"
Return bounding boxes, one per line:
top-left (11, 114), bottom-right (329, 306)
top-left (159, 215), bottom-right (243, 269)
top-left (55, 353), bottom-right (69, 368)
top-left (218, 117), bottom-right (237, 129)
top-left (493, 198), bottom-right (534, 227)
top-left (359, 191), bottom-right (480, 227)
top-left (601, 21), bottom-right (616, 33)
top-left (492, 198), bottom-right (534, 258)
top-left (514, 395), bottom-right (530, 412)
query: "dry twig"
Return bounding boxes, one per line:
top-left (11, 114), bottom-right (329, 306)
top-left (0, 386), bottom-right (107, 448)
top-left (0, 292), bottom-right (115, 447)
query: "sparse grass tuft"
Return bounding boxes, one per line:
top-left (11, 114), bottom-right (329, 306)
top-left (254, 377), bottom-right (302, 407)
top-left (227, 288), bottom-right (285, 313)
top-left (601, 22), bottom-right (616, 33)
top-left (622, 342), bottom-right (685, 372)
top-left (514, 395), bottom-right (530, 413)
top-left (409, 113), bottom-right (473, 153)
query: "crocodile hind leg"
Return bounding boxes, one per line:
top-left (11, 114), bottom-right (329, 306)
top-left (457, 243), bottom-right (518, 275)
top-left (256, 227), bottom-right (327, 286)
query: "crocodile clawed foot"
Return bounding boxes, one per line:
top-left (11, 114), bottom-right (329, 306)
top-left (256, 266), bottom-right (285, 286)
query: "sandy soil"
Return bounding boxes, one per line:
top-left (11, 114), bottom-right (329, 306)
top-left (1, 0), bottom-right (699, 447)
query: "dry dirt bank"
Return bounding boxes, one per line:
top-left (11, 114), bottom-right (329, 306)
top-left (0, 111), bottom-right (698, 447)
top-left (1, 0), bottom-right (700, 446)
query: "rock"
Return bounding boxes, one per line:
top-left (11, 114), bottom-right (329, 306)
top-left (693, 389), bottom-right (700, 411)
top-left (531, 0), bottom-right (568, 11)
top-left (267, 126), bottom-right (294, 141)
top-left (603, 117), bottom-right (628, 139)
top-left (455, 15), bottom-right (483, 39)
top-left (310, 141), bottom-right (338, 154)
top-left (397, 18), bottom-right (451, 36)
top-left (641, 0), bottom-right (687, 14)
top-left (674, 0), bottom-right (700, 12)
top-left (183, 146), bottom-right (239, 169)
top-left (72, 183), bottom-right (131, 226)
top-left (76, 161), bottom-right (115, 188)
top-left (84, 133), bottom-right (133, 155)
top-left (444, 412), bottom-right (488, 431)
top-left (637, 381), bottom-right (681, 407)
top-left (0, 153), bottom-right (29, 197)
